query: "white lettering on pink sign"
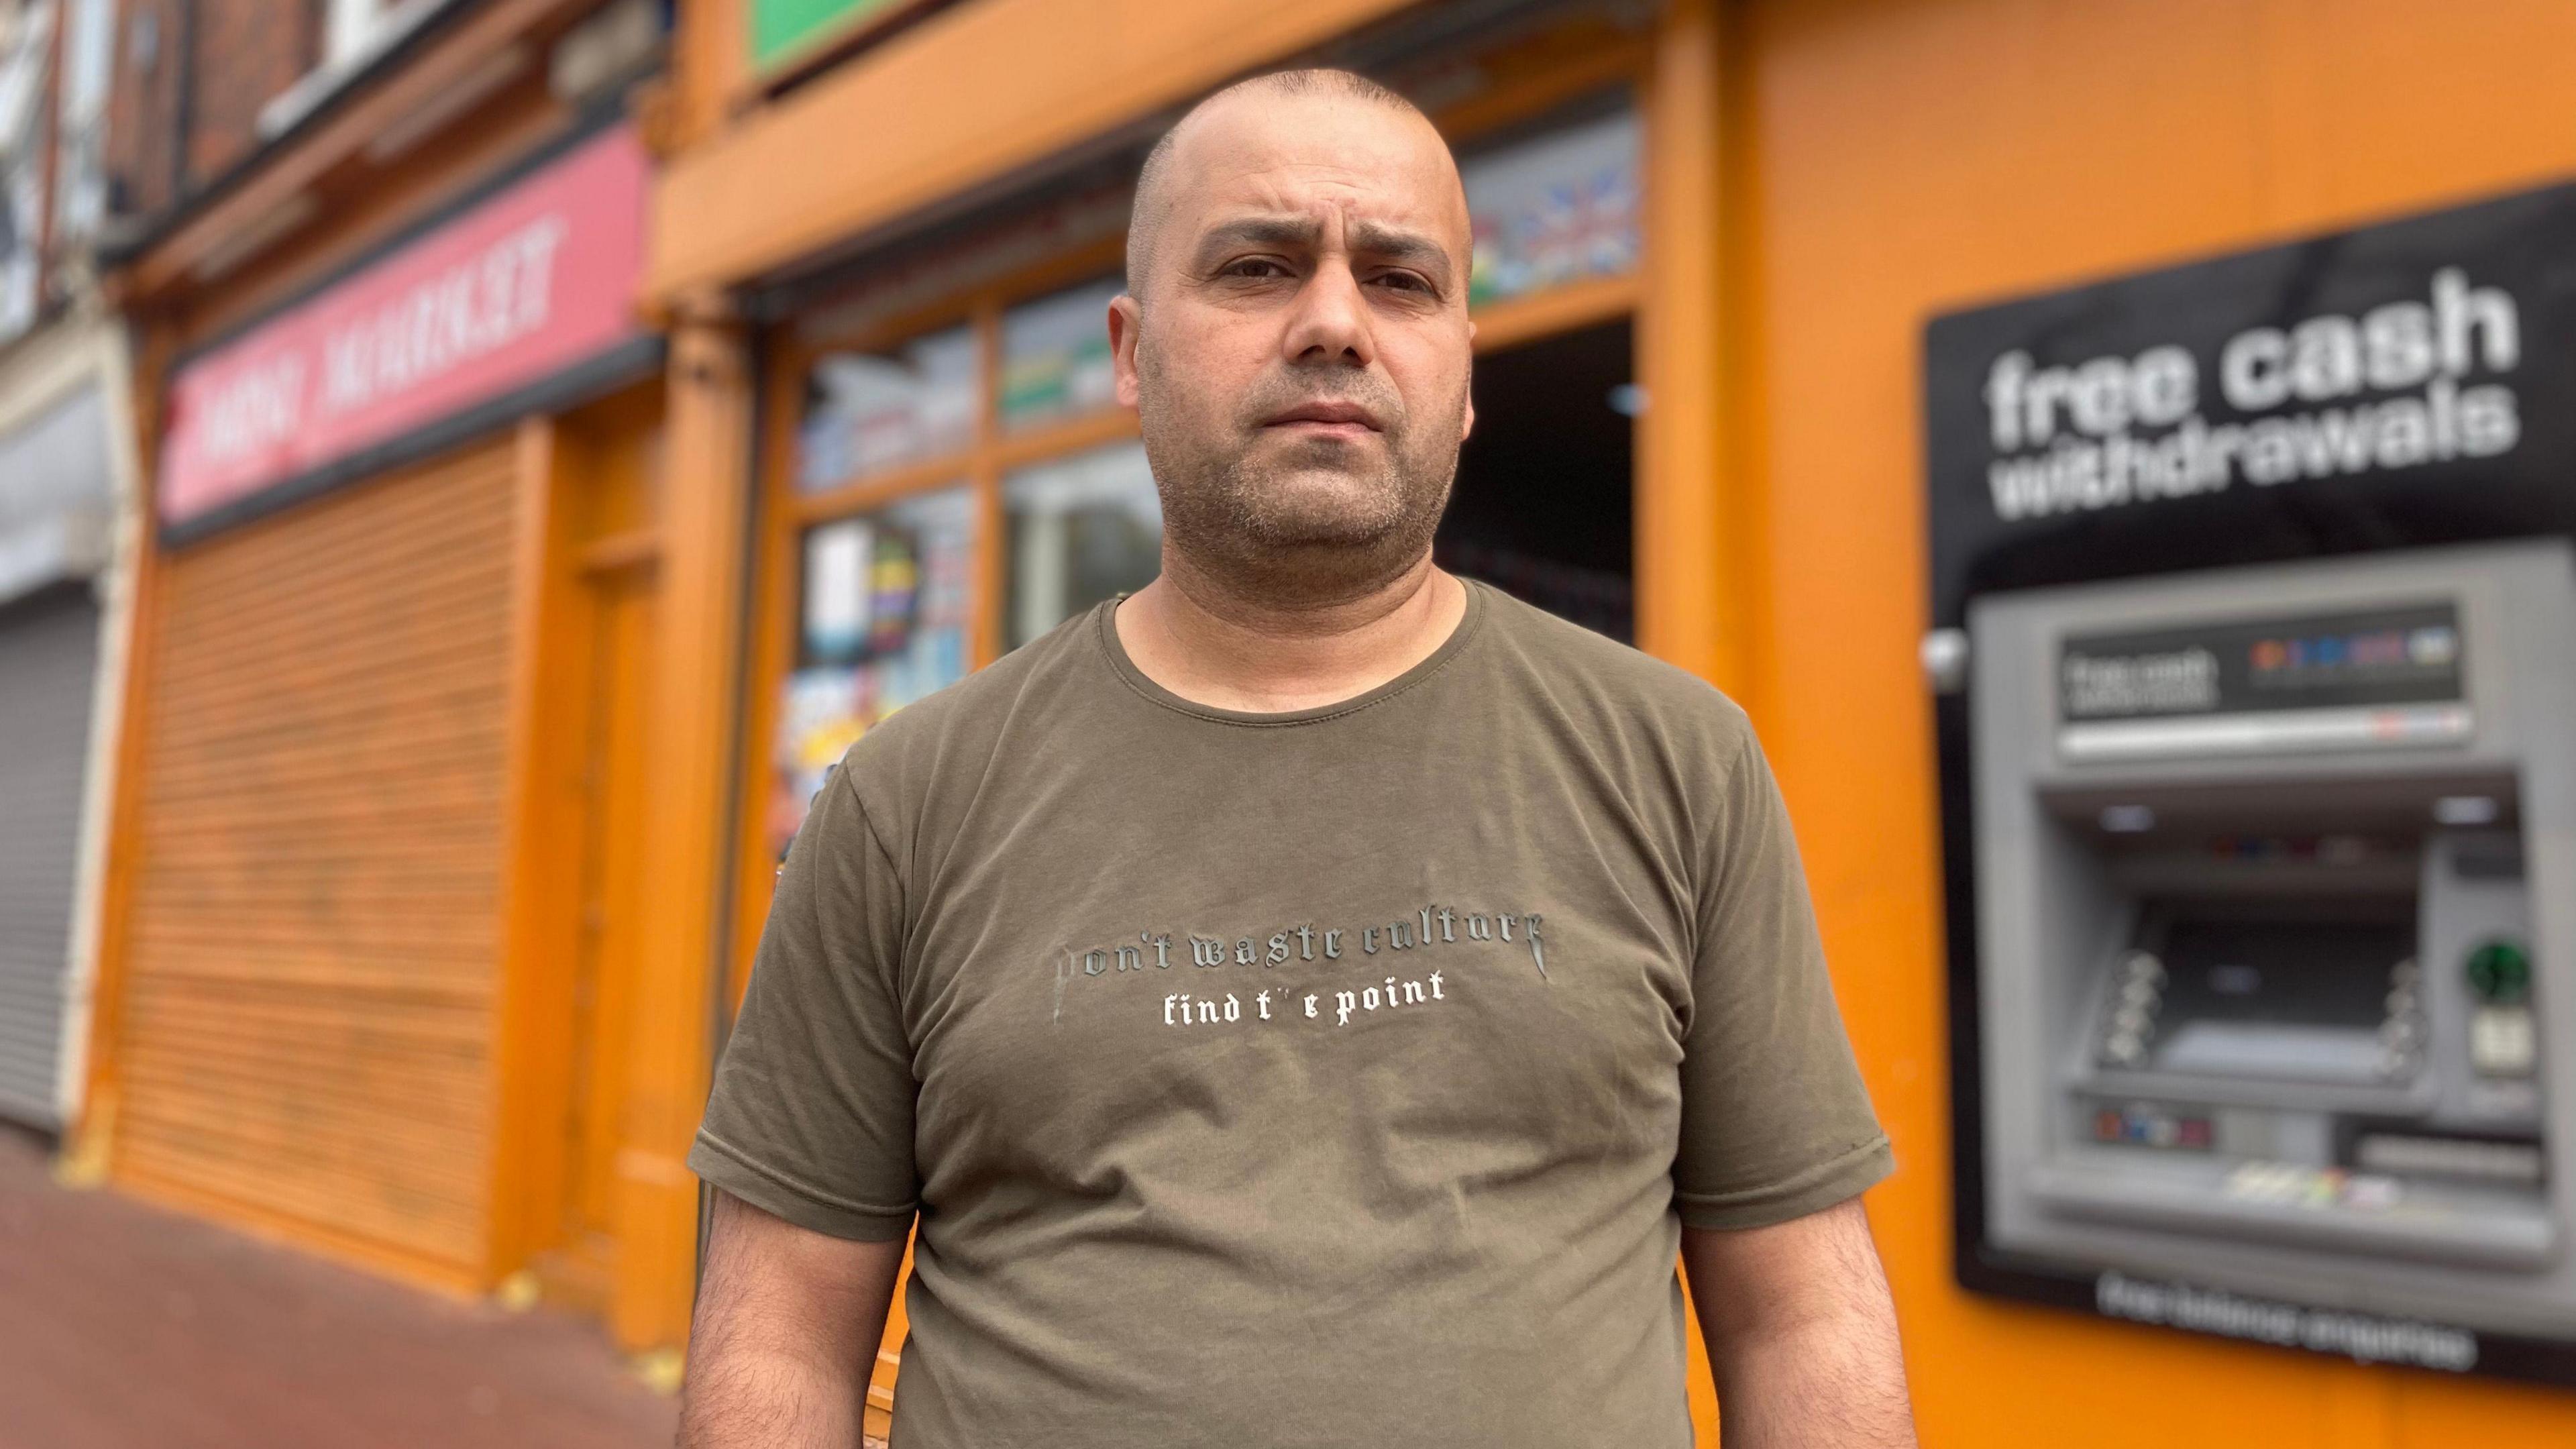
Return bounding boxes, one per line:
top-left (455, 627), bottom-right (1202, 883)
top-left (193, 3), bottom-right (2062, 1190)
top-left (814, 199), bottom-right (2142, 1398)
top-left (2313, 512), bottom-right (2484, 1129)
top-left (160, 129), bottom-right (647, 527)
top-left (320, 215), bottom-right (567, 416)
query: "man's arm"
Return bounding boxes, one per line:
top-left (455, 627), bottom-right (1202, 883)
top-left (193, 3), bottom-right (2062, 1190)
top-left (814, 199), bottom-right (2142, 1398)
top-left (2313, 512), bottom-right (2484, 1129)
top-left (678, 1187), bottom-right (909, 1448)
top-left (1680, 1195), bottom-right (1917, 1449)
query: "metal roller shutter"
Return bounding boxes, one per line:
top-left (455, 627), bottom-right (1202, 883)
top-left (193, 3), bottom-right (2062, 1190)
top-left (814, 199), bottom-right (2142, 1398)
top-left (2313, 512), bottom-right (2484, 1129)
top-left (0, 584), bottom-right (103, 1129)
top-left (111, 439), bottom-right (518, 1279)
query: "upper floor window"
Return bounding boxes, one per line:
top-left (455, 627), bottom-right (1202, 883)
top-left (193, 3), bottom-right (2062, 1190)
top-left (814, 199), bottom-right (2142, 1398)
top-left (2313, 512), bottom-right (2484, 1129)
top-left (327, 0), bottom-right (402, 68)
top-left (0, 0), bottom-right (56, 342)
top-left (48, 0), bottom-right (113, 257)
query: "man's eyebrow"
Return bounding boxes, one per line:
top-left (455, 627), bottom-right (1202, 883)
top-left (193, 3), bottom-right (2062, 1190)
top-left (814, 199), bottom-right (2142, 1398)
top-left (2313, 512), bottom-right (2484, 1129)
top-left (1349, 221), bottom-right (1452, 276)
top-left (1186, 215), bottom-right (1456, 278)
top-left (1189, 216), bottom-right (1322, 266)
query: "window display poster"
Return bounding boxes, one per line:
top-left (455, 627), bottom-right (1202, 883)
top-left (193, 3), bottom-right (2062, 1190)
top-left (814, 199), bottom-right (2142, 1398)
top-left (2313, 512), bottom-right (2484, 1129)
top-left (798, 323), bottom-right (979, 491)
top-left (1000, 278), bottom-right (1123, 431)
top-left (802, 518), bottom-right (871, 661)
top-left (1460, 106), bottom-right (1640, 309)
top-left (771, 485), bottom-right (976, 855)
top-left (801, 517), bottom-right (924, 665)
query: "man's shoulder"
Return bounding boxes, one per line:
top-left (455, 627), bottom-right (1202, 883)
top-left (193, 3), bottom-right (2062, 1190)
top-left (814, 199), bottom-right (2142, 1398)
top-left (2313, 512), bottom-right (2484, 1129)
top-left (1470, 580), bottom-right (1756, 745)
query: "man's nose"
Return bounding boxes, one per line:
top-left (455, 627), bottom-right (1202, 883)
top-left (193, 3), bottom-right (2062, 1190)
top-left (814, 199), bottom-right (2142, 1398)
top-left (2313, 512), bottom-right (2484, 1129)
top-left (1281, 258), bottom-right (1375, 368)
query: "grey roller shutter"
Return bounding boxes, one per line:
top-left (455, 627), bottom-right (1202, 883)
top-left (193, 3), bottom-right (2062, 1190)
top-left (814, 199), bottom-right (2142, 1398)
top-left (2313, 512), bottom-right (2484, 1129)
top-left (0, 583), bottom-right (103, 1128)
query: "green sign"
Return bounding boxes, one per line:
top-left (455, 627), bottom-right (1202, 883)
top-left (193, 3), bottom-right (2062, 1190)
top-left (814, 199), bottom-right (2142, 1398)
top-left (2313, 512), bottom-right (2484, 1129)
top-left (751, 0), bottom-right (905, 70)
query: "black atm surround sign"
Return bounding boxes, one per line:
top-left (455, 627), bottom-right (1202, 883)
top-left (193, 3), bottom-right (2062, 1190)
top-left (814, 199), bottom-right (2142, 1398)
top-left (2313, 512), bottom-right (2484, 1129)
top-left (1923, 177), bottom-right (2576, 627)
top-left (1924, 178), bottom-right (2576, 1387)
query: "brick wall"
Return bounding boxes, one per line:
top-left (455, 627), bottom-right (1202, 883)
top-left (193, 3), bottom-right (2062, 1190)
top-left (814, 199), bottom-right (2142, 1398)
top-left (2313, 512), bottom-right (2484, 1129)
top-left (103, 0), bottom-right (323, 223)
top-left (100, 0), bottom-right (180, 218)
top-left (184, 0), bottom-right (324, 184)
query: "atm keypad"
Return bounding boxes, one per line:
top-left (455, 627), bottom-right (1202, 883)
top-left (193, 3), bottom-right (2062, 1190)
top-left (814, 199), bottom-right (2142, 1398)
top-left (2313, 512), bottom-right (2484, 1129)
top-left (2096, 951), bottom-right (2165, 1069)
top-left (2380, 959), bottom-right (2424, 1081)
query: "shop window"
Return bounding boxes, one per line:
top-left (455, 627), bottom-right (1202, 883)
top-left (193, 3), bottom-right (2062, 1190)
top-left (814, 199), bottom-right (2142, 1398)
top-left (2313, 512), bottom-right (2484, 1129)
top-left (49, 0), bottom-right (115, 255)
top-left (1000, 276), bottom-right (1123, 433)
top-left (0, 0), bottom-right (51, 342)
top-left (1004, 441), bottom-right (1161, 649)
top-left (771, 485), bottom-right (976, 851)
top-left (1460, 102), bottom-right (1640, 311)
top-left (798, 323), bottom-right (981, 492)
top-left (324, 0), bottom-right (415, 66)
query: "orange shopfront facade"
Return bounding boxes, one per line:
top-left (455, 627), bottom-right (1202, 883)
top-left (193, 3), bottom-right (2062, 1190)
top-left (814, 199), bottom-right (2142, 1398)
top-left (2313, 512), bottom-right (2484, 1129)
top-left (659, 0), bottom-right (2576, 1441)
top-left (78, 5), bottom-right (705, 1355)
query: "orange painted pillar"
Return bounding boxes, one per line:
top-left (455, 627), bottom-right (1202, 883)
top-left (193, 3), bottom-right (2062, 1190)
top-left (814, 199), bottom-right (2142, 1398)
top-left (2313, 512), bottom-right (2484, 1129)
top-left (1637, 0), bottom-right (1730, 695)
top-left (612, 298), bottom-right (753, 1350)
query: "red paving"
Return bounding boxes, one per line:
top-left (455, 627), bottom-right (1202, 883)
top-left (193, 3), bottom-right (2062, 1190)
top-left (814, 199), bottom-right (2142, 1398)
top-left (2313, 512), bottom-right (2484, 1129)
top-left (0, 1125), bottom-right (678, 1449)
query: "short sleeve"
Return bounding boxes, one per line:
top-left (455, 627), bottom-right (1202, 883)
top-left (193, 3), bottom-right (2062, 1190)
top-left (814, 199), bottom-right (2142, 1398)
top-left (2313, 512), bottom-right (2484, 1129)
top-left (686, 763), bottom-right (920, 1241)
top-left (1670, 726), bottom-right (1893, 1231)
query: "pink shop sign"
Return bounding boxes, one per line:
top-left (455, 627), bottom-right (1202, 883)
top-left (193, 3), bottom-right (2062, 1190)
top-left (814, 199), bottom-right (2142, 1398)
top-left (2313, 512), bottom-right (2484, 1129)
top-left (158, 127), bottom-right (649, 527)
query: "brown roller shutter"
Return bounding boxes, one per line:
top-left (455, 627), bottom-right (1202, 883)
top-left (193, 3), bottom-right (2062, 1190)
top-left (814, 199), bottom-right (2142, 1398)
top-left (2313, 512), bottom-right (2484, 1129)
top-left (111, 441), bottom-right (519, 1283)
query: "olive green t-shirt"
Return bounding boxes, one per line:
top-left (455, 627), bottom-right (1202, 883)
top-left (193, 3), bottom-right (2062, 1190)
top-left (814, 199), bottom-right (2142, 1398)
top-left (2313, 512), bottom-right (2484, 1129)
top-left (688, 580), bottom-right (1892, 1448)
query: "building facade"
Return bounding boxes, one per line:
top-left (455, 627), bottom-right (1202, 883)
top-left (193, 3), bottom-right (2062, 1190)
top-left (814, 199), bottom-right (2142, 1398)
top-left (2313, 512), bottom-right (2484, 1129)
top-left (643, 1), bottom-right (2576, 1443)
top-left (1722, 3), bottom-right (2576, 1444)
top-left (74, 0), bottom-right (691, 1351)
top-left (58, 0), bottom-right (2576, 1444)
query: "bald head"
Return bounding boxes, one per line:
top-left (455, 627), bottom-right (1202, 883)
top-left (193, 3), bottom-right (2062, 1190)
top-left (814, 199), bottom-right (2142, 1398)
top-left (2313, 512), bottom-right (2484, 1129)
top-left (1125, 70), bottom-right (1460, 299)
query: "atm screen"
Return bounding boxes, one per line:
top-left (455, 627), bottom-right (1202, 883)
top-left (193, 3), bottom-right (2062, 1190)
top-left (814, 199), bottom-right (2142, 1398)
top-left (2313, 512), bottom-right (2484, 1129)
top-left (2140, 910), bottom-right (2414, 1083)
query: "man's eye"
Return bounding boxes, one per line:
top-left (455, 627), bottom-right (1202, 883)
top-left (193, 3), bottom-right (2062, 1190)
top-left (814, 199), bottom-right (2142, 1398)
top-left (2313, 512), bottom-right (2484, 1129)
top-left (1368, 272), bottom-right (1433, 294)
top-left (1222, 258), bottom-right (1292, 279)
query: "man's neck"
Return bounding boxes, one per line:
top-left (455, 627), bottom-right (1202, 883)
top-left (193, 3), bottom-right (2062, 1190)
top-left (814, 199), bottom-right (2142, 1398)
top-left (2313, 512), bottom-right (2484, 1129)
top-left (1114, 550), bottom-right (1468, 714)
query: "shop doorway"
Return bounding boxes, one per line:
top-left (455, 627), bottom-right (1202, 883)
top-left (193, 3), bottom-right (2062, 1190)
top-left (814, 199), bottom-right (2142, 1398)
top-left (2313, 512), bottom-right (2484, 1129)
top-left (538, 558), bottom-right (655, 1309)
top-left (525, 388), bottom-right (664, 1313)
top-left (1437, 317), bottom-right (1636, 641)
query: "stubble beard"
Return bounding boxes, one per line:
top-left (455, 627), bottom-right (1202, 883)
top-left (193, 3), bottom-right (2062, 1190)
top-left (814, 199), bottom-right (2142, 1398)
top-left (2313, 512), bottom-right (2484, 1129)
top-left (1135, 334), bottom-right (1464, 611)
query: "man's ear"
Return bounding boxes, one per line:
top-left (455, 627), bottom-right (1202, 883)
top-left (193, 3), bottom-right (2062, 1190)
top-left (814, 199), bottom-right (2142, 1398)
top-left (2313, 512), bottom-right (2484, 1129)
top-left (1460, 318), bottom-right (1477, 442)
top-left (1110, 293), bottom-right (1144, 409)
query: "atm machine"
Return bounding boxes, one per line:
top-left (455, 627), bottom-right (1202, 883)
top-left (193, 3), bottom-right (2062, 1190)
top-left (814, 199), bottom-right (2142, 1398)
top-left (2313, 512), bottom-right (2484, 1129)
top-left (1964, 541), bottom-right (2576, 1368)
top-left (1922, 176), bottom-right (2576, 1382)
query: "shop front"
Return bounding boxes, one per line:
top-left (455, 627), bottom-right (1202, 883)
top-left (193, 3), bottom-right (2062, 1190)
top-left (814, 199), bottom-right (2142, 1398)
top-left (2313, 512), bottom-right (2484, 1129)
top-left (0, 319), bottom-right (138, 1135)
top-left (80, 103), bottom-right (689, 1341)
top-left (655, 0), bottom-right (1732, 1427)
top-left (1727, 0), bottom-right (2576, 1444)
top-left (659, 0), bottom-right (2576, 1439)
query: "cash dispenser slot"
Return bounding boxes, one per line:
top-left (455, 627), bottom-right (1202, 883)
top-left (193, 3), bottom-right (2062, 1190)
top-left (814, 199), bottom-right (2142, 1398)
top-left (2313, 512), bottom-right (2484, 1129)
top-left (2025, 877), bottom-right (2556, 1268)
top-left (2104, 904), bottom-right (2418, 1086)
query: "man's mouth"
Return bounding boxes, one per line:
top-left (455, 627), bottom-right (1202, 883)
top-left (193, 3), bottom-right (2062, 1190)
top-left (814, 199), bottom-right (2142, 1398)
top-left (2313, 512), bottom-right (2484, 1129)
top-left (1263, 400), bottom-right (1384, 437)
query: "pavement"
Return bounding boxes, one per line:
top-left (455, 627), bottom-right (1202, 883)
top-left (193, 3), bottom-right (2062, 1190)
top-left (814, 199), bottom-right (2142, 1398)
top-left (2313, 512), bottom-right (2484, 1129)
top-left (0, 1124), bottom-right (679, 1449)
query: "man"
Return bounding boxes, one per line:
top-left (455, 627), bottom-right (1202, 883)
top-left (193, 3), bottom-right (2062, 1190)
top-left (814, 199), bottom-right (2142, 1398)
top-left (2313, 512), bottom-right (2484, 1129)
top-left (680, 69), bottom-right (1913, 1448)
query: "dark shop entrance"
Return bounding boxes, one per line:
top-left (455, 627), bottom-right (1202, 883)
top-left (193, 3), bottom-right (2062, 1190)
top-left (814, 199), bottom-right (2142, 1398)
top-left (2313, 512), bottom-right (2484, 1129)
top-left (1438, 317), bottom-right (1637, 642)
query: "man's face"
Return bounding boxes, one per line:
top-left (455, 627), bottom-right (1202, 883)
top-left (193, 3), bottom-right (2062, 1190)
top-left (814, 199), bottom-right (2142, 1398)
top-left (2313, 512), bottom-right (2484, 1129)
top-left (1111, 91), bottom-right (1475, 592)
